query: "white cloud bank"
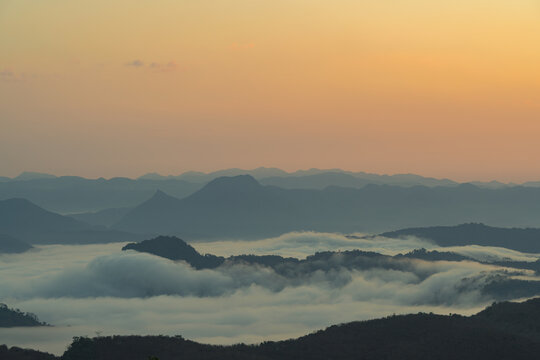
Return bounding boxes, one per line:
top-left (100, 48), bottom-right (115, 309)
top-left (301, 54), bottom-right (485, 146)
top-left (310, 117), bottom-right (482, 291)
top-left (1, 232), bottom-right (539, 355)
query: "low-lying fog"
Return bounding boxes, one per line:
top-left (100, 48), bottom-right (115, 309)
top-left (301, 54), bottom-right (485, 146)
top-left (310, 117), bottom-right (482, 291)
top-left (1, 232), bottom-right (539, 355)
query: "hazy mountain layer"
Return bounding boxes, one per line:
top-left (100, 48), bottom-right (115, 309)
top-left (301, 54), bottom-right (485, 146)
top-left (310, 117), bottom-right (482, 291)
top-left (0, 198), bottom-right (144, 245)
top-left (2, 168), bottom-right (527, 214)
top-left (114, 175), bottom-right (540, 239)
top-left (0, 176), bottom-right (202, 213)
top-left (380, 223), bottom-right (540, 253)
top-left (141, 167), bottom-right (459, 187)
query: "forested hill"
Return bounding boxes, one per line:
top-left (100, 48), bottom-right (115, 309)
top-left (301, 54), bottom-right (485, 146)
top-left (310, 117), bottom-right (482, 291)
top-left (4, 297), bottom-right (540, 360)
top-left (60, 298), bottom-right (540, 360)
top-left (0, 304), bottom-right (49, 327)
top-left (380, 223), bottom-right (540, 252)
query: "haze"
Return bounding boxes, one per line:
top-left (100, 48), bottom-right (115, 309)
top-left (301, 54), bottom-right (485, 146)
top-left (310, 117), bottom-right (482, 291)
top-left (1, 0), bottom-right (539, 182)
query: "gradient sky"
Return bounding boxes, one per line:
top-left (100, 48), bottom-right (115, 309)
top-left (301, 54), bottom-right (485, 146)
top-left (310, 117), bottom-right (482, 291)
top-left (1, 0), bottom-right (539, 182)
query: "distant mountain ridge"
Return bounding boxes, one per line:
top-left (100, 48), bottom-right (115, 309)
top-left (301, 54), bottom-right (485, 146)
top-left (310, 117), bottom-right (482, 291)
top-left (140, 167), bottom-right (461, 187)
top-left (0, 176), bottom-right (202, 213)
top-left (113, 176), bottom-right (540, 240)
top-left (380, 223), bottom-right (540, 253)
top-left (0, 198), bottom-right (143, 245)
top-left (1, 169), bottom-right (536, 214)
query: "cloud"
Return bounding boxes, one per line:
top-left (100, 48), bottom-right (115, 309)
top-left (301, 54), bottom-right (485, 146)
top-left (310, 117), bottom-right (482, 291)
top-left (1, 235), bottom-right (540, 355)
top-left (0, 70), bottom-right (15, 78)
top-left (0, 69), bottom-right (27, 82)
top-left (124, 60), bottom-right (178, 72)
top-left (193, 232), bottom-right (540, 263)
top-left (0, 292), bottom-right (488, 356)
top-left (193, 231), bottom-right (434, 258)
top-left (125, 60), bottom-right (145, 67)
top-left (149, 61), bottom-right (177, 72)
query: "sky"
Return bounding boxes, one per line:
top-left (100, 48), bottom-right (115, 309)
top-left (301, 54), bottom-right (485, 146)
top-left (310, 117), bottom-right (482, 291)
top-left (1, 0), bottom-right (539, 182)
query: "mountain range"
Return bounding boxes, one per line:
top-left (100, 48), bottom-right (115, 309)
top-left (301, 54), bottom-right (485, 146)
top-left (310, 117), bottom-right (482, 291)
top-left (380, 223), bottom-right (540, 253)
top-left (4, 174), bottom-right (540, 248)
top-left (0, 176), bottom-right (202, 214)
top-left (0, 198), bottom-right (143, 245)
top-left (112, 175), bottom-right (540, 239)
top-left (1, 168), bottom-right (531, 214)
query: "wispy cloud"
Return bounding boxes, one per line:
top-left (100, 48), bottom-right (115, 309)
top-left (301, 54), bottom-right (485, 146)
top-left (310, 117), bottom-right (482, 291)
top-left (149, 61), bottom-right (177, 72)
top-left (0, 69), bottom-right (26, 82)
top-left (0, 69), bottom-right (15, 78)
top-left (1, 236), bottom-right (539, 355)
top-left (125, 60), bottom-right (145, 67)
top-left (124, 60), bottom-right (178, 72)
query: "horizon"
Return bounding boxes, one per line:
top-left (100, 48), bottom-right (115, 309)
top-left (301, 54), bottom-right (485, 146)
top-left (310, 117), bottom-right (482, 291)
top-left (0, 167), bottom-right (534, 184)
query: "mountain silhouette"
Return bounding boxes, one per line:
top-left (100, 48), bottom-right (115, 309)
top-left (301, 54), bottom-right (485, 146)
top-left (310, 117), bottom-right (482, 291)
top-left (260, 172), bottom-right (372, 189)
top-left (155, 167), bottom-right (461, 187)
top-left (142, 167), bottom-right (289, 182)
top-left (0, 198), bottom-right (143, 245)
top-left (122, 236), bottom-right (224, 269)
top-left (0, 176), bottom-right (202, 213)
top-left (23, 297), bottom-right (539, 360)
top-left (380, 223), bottom-right (540, 253)
top-left (0, 345), bottom-right (56, 360)
top-left (0, 234), bottom-right (33, 253)
top-left (0, 304), bottom-right (49, 328)
top-left (0, 198), bottom-right (87, 233)
top-left (1, 169), bottom-right (534, 214)
top-left (113, 176), bottom-right (540, 241)
top-left (114, 176), bottom-right (315, 238)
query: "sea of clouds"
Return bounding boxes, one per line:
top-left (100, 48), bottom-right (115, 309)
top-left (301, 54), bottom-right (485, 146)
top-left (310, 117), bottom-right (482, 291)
top-left (1, 232), bottom-right (539, 355)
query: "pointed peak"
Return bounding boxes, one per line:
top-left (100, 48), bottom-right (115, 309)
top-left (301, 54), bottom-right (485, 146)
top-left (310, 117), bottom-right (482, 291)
top-left (152, 189), bottom-right (171, 198)
top-left (147, 190), bottom-right (179, 203)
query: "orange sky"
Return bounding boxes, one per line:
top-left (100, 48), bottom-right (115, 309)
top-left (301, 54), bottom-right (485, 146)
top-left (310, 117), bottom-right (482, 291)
top-left (1, 0), bottom-right (539, 182)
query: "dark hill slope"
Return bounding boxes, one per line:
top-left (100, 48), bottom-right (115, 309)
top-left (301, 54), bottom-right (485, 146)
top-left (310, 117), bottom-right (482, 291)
top-left (0, 345), bottom-right (56, 360)
top-left (59, 298), bottom-right (540, 360)
top-left (0, 304), bottom-right (48, 327)
top-left (0, 198), bottom-right (143, 244)
top-left (0, 234), bottom-right (33, 253)
top-left (0, 176), bottom-right (202, 213)
top-left (122, 236), bottom-right (299, 270)
top-left (123, 236), bottom-right (224, 269)
top-left (0, 198), bottom-right (86, 234)
top-left (381, 223), bottom-right (540, 252)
